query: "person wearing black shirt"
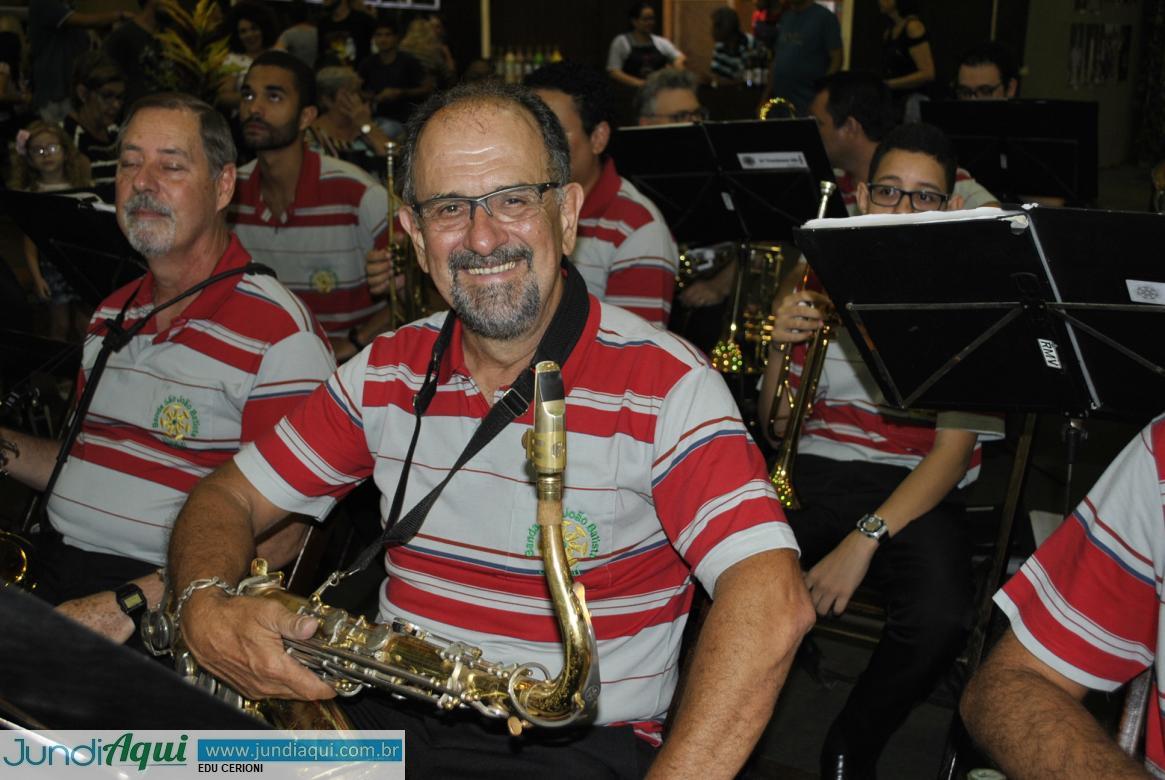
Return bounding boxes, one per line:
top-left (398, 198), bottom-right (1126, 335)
top-left (357, 19), bottom-right (433, 136)
top-left (317, 0), bottom-right (376, 67)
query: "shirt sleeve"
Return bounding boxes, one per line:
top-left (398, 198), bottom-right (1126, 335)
top-left (607, 34), bottom-right (630, 71)
top-left (654, 35), bottom-right (683, 62)
top-left (651, 363), bottom-right (799, 594)
top-left (825, 10), bottom-right (843, 50)
top-left (240, 329), bottom-right (336, 444)
top-left (602, 217), bottom-right (678, 327)
top-left (954, 176), bottom-right (1000, 208)
top-left (234, 346), bottom-right (374, 519)
top-left (995, 423), bottom-right (1163, 692)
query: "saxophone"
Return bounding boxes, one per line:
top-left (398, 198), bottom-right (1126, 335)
top-left (147, 361), bottom-right (601, 735)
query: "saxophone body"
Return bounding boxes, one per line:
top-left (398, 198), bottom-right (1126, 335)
top-left (149, 361), bottom-right (600, 735)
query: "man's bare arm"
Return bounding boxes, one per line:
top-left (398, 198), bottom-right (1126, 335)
top-left (168, 460), bottom-right (335, 701)
top-left (961, 629), bottom-right (1149, 779)
top-left (0, 425), bottom-right (61, 491)
top-left (649, 549), bottom-right (815, 779)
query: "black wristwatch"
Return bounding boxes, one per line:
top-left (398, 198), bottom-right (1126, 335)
top-left (855, 513), bottom-right (890, 545)
top-left (114, 582), bottom-right (148, 628)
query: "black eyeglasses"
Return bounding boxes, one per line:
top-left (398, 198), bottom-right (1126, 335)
top-left (29, 143), bottom-right (62, 157)
top-left (865, 183), bottom-right (949, 212)
top-left (954, 83), bottom-right (1004, 100)
top-left (642, 107), bottom-right (709, 124)
top-left (411, 182), bottom-right (560, 232)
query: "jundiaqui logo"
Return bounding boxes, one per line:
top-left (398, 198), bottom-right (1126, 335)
top-left (153, 395), bottom-right (199, 444)
top-left (2, 733), bottom-right (188, 771)
top-left (525, 509), bottom-right (600, 575)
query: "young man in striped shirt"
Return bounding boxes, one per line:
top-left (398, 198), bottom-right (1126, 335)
top-left (0, 93), bottom-right (334, 646)
top-left (962, 415), bottom-right (1165, 779)
top-left (525, 61), bottom-right (679, 328)
top-left (761, 123), bottom-right (1004, 778)
top-left (231, 50), bottom-right (392, 363)
top-left (170, 80), bottom-right (813, 778)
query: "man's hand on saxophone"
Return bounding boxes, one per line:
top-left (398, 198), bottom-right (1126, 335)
top-left (181, 584), bottom-right (336, 702)
top-left (169, 462), bottom-right (336, 703)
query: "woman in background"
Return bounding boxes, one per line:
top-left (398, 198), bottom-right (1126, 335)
top-left (879, 0), bottom-right (934, 122)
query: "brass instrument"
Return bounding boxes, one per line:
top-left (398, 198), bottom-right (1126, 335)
top-left (767, 181), bottom-right (838, 509)
top-left (148, 362), bottom-right (600, 735)
top-left (758, 97), bottom-right (797, 120)
top-left (384, 141), bottom-right (405, 328)
top-left (708, 243), bottom-right (793, 375)
top-left (0, 437), bottom-right (35, 590)
top-left (383, 141), bottom-right (435, 327)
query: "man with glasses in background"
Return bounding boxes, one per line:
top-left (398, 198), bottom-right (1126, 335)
top-left (955, 41), bottom-right (1020, 101)
top-left (760, 123), bottom-right (1004, 778)
top-left (635, 68), bottom-right (706, 126)
top-left (169, 79), bottom-right (813, 778)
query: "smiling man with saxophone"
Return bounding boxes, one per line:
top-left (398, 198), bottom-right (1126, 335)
top-left (760, 123), bottom-right (1004, 779)
top-left (168, 80), bottom-right (813, 778)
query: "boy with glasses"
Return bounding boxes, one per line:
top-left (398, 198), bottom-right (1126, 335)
top-left (761, 122), bottom-right (1003, 778)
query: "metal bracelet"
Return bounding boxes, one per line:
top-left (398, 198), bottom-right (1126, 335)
top-left (174, 577), bottom-right (236, 636)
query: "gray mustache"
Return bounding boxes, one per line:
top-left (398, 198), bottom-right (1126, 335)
top-left (125, 193), bottom-right (173, 219)
top-left (448, 246), bottom-right (532, 272)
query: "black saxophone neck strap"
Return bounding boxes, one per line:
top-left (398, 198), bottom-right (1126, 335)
top-left (346, 260), bottom-right (591, 575)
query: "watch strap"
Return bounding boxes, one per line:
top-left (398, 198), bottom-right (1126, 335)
top-left (114, 582), bottom-right (147, 618)
top-left (856, 512), bottom-right (889, 544)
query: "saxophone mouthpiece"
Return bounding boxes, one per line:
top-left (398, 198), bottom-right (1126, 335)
top-left (527, 361), bottom-right (565, 475)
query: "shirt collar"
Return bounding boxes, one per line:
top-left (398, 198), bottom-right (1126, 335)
top-left (133, 234), bottom-right (252, 338)
top-left (579, 157), bottom-right (621, 221)
top-left (234, 143), bottom-right (321, 221)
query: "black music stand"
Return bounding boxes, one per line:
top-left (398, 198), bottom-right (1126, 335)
top-left (794, 205), bottom-right (1165, 418)
top-left (920, 99), bottom-right (1099, 205)
top-left (607, 118), bottom-right (846, 246)
top-left (0, 587), bottom-right (263, 729)
top-left (1, 189), bottom-right (146, 308)
top-left (794, 204), bottom-right (1165, 778)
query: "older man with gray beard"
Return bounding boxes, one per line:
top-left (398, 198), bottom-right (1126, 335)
top-left (0, 93), bottom-right (334, 650)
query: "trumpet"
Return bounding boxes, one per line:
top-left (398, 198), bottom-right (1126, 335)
top-left (766, 181), bottom-right (838, 509)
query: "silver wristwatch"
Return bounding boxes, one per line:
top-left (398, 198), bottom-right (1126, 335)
top-left (856, 513), bottom-right (889, 544)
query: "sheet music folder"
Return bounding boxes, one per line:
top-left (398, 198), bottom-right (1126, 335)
top-left (793, 205), bottom-right (1165, 419)
top-left (607, 118), bottom-right (846, 245)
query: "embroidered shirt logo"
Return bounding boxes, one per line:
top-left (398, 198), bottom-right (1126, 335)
top-left (525, 509), bottom-right (600, 575)
top-left (310, 268), bottom-right (338, 293)
top-left (152, 395), bottom-right (200, 444)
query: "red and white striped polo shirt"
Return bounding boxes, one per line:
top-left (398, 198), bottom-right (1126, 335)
top-left (996, 415), bottom-right (1165, 777)
top-left (235, 296), bottom-right (797, 741)
top-left (573, 158), bottom-right (678, 327)
top-left (48, 236), bottom-right (335, 565)
top-left (791, 328), bottom-right (1002, 485)
top-left (230, 147), bottom-right (389, 337)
